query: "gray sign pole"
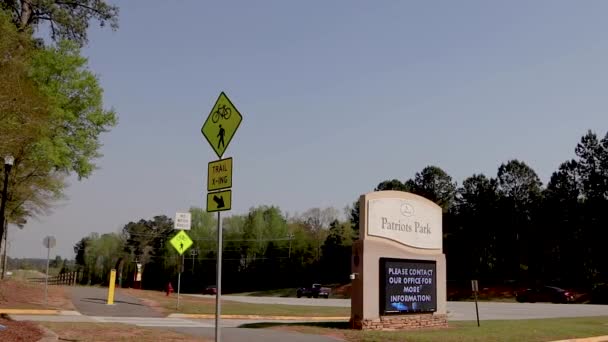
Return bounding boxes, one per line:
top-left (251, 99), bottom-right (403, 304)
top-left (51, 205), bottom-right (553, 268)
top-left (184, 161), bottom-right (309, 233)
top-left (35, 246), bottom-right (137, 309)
top-left (43, 236), bottom-right (55, 306)
top-left (215, 211), bottom-right (222, 342)
top-left (472, 279), bottom-right (480, 327)
top-left (177, 254), bottom-right (184, 310)
top-left (44, 244), bottom-right (50, 306)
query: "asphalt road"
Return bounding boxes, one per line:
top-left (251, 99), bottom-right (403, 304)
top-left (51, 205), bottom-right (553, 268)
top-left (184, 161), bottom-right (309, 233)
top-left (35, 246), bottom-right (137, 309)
top-left (447, 301), bottom-right (608, 320)
top-left (190, 295), bottom-right (608, 320)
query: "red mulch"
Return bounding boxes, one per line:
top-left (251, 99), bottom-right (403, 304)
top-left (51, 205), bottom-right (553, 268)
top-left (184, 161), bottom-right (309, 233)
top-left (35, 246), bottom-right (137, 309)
top-left (0, 317), bottom-right (44, 342)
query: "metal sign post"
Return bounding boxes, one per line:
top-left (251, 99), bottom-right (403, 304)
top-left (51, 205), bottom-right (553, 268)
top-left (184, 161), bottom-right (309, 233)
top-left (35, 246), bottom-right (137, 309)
top-left (43, 236), bottom-right (56, 306)
top-left (201, 91), bottom-right (242, 342)
top-left (472, 279), bottom-right (480, 327)
top-left (177, 254), bottom-right (184, 310)
top-left (215, 212), bottom-right (222, 341)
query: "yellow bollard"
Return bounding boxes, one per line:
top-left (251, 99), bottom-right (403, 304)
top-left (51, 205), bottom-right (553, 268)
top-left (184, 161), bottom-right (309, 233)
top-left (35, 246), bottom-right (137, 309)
top-left (107, 269), bottom-right (116, 305)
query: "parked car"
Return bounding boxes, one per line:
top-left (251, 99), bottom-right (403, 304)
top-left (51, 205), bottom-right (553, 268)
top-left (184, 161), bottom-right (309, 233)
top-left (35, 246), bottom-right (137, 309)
top-left (202, 285), bottom-right (217, 295)
top-left (515, 286), bottom-right (574, 303)
top-left (296, 283), bottom-right (330, 298)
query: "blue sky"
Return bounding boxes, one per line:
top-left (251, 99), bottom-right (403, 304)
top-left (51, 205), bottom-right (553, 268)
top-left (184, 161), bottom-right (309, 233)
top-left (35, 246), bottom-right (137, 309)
top-left (10, 1), bottom-right (608, 258)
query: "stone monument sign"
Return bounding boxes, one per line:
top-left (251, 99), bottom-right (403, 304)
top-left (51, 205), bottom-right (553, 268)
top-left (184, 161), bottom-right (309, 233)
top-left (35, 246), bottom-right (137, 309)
top-left (350, 190), bottom-right (448, 330)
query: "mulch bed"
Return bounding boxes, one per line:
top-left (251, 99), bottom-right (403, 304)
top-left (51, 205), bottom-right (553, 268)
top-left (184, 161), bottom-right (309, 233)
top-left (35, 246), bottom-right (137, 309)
top-left (0, 317), bottom-right (44, 342)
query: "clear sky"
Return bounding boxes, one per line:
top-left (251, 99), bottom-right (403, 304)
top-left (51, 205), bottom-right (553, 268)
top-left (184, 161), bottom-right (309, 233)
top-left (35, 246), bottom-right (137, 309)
top-left (9, 0), bottom-right (608, 259)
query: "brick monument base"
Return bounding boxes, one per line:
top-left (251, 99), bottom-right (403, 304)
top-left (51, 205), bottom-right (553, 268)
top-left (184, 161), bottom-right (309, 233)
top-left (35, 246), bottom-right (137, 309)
top-left (350, 313), bottom-right (448, 331)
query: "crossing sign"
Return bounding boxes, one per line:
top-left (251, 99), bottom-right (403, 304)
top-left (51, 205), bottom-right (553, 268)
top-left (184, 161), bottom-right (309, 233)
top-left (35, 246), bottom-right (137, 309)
top-left (201, 92), bottom-right (242, 159)
top-left (169, 230), bottom-right (193, 255)
top-left (208, 158), bottom-right (232, 191)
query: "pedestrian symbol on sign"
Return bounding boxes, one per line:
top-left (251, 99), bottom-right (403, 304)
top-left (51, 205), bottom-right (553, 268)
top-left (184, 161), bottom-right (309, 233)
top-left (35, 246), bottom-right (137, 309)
top-left (217, 125), bottom-right (225, 149)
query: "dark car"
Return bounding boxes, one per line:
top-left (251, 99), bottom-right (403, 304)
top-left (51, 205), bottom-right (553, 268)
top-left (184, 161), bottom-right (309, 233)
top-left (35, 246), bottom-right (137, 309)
top-left (515, 286), bottom-right (574, 303)
top-left (296, 283), bottom-right (330, 298)
top-left (202, 285), bottom-right (217, 295)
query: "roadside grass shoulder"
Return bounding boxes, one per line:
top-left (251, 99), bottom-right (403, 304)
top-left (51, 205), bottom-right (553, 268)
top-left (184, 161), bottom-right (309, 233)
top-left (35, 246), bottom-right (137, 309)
top-left (240, 316), bottom-right (608, 342)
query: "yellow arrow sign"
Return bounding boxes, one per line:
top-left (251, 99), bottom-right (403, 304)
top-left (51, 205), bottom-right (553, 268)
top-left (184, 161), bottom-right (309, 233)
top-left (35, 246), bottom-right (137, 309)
top-left (202, 92), bottom-right (243, 158)
top-left (208, 158), bottom-right (232, 191)
top-left (169, 230), bottom-right (193, 255)
top-left (207, 189), bottom-right (232, 212)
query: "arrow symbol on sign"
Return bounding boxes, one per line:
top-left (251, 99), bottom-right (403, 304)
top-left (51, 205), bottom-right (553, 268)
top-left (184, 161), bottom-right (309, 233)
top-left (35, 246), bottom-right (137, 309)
top-left (213, 195), bottom-right (225, 208)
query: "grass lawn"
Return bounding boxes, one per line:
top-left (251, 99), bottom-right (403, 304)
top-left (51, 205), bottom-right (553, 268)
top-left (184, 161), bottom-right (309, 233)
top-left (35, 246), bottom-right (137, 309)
top-left (40, 322), bottom-right (209, 342)
top-left (240, 316), bottom-right (608, 342)
top-left (123, 288), bottom-right (349, 317)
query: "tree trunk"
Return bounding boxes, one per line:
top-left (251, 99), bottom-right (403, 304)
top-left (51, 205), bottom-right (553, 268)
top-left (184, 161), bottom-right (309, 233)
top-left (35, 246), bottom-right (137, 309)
top-left (19, 0), bottom-right (32, 29)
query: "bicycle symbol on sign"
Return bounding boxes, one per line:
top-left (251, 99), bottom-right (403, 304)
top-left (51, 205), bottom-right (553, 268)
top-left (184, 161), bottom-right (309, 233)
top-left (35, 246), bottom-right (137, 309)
top-left (212, 104), bottom-right (232, 123)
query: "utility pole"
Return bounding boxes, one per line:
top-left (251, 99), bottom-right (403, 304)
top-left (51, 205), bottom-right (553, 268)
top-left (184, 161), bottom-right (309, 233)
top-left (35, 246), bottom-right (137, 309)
top-left (287, 233), bottom-right (294, 259)
top-left (191, 249), bottom-right (198, 273)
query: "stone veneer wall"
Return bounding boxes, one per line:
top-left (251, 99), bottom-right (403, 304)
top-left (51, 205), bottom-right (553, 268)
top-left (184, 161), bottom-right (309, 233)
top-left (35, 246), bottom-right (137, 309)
top-left (352, 313), bottom-right (448, 330)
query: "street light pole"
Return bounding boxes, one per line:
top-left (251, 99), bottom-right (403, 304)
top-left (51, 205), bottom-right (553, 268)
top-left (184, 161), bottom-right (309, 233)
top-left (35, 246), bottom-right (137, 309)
top-left (287, 233), bottom-right (294, 259)
top-left (0, 155), bottom-right (14, 264)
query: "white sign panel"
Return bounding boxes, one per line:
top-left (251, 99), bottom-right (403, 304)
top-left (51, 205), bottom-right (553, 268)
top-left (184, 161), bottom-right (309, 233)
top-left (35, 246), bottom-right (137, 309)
top-left (43, 236), bottom-right (56, 249)
top-left (174, 212), bottom-right (192, 230)
top-left (367, 198), bottom-right (442, 249)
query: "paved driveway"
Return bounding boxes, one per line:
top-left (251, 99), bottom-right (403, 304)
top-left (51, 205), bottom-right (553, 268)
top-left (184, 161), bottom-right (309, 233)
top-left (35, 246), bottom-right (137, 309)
top-left (70, 287), bottom-right (164, 317)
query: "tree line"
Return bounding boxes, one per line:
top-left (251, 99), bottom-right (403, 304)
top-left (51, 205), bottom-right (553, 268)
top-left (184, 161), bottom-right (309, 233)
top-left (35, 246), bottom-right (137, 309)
top-left (73, 130), bottom-right (608, 295)
top-left (362, 129), bottom-right (608, 291)
top-left (72, 206), bottom-right (355, 292)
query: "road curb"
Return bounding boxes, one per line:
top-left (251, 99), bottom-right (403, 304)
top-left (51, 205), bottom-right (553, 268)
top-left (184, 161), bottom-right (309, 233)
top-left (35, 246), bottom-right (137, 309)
top-left (0, 309), bottom-right (59, 315)
top-left (168, 313), bottom-right (349, 321)
top-left (551, 337), bottom-right (608, 342)
top-left (0, 309), bottom-right (80, 316)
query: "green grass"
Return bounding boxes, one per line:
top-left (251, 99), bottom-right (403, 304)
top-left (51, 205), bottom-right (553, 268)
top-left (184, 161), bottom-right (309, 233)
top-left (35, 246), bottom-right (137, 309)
top-left (241, 316), bottom-right (608, 342)
top-left (178, 300), bottom-right (349, 316)
top-left (7, 269), bottom-right (47, 280)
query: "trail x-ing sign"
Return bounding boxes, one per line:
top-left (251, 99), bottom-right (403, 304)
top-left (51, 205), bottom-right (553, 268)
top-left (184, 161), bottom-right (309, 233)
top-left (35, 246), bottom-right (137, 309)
top-left (208, 158), bottom-right (232, 191)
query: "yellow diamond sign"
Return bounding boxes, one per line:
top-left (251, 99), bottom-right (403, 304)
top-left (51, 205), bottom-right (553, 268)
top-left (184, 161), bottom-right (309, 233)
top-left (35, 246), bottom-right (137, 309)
top-left (170, 230), bottom-right (193, 255)
top-left (202, 92), bottom-right (243, 158)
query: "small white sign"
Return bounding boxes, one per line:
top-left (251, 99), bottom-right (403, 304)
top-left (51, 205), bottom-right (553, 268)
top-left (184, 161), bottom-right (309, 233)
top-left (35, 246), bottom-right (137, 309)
top-left (367, 197), bottom-right (442, 249)
top-left (43, 236), bottom-right (56, 249)
top-left (174, 212), bottom-right (192, 230)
